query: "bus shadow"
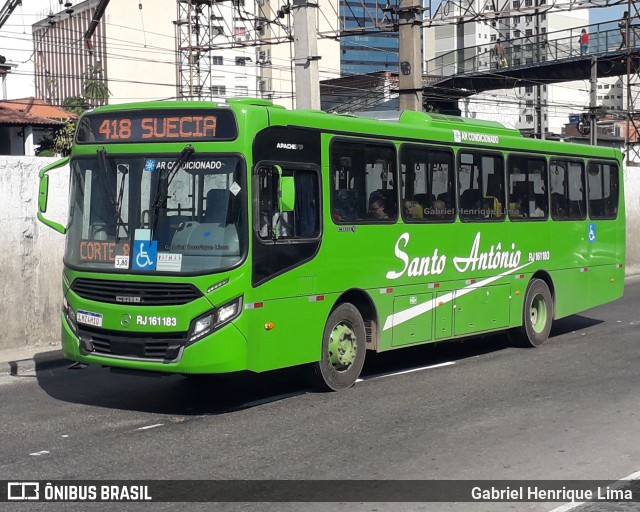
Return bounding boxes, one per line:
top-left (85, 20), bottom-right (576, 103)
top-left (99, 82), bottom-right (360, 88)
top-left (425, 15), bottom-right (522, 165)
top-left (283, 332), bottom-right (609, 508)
top-left (33, 314), bottom-right (601, 416)
top-left (34, 361), bottom-right (311, 416)
top-left (550, 314), bottom-right (603, 337)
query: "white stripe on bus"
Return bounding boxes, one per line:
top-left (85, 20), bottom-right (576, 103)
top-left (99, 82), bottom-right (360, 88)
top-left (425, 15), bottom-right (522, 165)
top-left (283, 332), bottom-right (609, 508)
top-left (382, 261), bottom-right (533, 331)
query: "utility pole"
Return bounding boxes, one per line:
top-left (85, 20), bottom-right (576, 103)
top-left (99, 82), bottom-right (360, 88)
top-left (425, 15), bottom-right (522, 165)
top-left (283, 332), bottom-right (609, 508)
top-left (292, 0), bottom-right (320, 110)
top-left (398, 0), bottom-right (424, 111)
top-left (590, 56), bottom-right (598, 146)
top-left (533, 0), bottom-right (545, 139)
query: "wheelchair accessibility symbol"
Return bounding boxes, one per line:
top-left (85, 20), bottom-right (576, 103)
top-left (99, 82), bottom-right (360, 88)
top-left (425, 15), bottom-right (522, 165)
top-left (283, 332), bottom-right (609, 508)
top-left (588, 223), bottom-right (596, 243)
top-left (132, 240), bottom-right (158, 270)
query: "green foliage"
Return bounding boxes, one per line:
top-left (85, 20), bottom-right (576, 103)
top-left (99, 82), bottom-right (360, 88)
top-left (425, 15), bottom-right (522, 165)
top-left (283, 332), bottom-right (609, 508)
top-left (61, 96), bottom-right (89, 116)
top-left (36, 120), bottom-right (76, 157)
top-left (83, 65), bottom-right (110, 106)
top-left (37, 65), bottom-right (111, 156)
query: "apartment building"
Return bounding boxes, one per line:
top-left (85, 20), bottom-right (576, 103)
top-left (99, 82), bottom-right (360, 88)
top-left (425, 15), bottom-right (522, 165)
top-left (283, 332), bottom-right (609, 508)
top-left (31, 0), bottom-right (339, 109)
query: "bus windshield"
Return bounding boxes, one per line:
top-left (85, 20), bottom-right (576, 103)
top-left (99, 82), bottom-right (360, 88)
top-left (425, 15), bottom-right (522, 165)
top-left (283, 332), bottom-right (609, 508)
top-left (64, 152), bottom-right (245, 274)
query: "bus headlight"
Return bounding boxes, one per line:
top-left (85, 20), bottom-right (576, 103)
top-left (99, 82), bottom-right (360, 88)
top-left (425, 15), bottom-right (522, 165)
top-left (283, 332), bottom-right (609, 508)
top-left (63, 297), bottom-right (78, 334)
top-left (188, 296), bottom-right (243, 344)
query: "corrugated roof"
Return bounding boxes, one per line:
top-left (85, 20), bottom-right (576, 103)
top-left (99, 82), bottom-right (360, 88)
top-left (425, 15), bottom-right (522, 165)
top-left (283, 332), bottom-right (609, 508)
top-left (0, 97), bottom-right (77, 126)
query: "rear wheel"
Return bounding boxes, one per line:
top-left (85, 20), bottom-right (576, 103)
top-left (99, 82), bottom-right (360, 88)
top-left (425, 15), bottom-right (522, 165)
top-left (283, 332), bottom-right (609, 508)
top-left (310, 303), bottom-right (366, 391)
top-left (512, 278), bottom-right (553, 347)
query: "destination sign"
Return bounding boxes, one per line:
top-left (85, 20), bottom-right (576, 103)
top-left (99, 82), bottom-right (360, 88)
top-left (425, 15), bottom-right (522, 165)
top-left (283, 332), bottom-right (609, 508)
top-left (75, 109), bottom-right (237, 143)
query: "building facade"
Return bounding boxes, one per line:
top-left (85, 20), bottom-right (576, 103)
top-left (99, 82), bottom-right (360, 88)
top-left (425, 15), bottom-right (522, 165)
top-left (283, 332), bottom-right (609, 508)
top-left (31, 0), bottom-right (339, 110)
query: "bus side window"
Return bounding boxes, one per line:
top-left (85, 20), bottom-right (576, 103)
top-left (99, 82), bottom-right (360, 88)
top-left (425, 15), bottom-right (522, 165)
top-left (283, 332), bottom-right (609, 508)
top-left (508, 155), bottom-right (547, 221)
top-left (330, 140), bottom-right (397, 223)
top-left (459, 151), bottom-right (504, 221)
top-left (588, 161), bottom-right (618, 219)
top-left (550, 159), bottom-right (585, 220)
top-left (400, 145), bottom-right (455, 222)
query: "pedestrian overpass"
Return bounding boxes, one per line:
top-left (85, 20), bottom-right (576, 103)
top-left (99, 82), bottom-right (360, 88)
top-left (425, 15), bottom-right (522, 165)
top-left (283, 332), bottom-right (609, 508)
top-left (423, 20), bottom-right (640, 101)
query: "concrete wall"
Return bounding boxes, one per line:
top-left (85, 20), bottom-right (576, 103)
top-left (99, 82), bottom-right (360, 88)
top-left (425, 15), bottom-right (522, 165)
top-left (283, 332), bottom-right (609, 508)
top-left (0, 156), bottom-right (68, 351)
top-left (0, 156), bottom-right (638, 351)
top-left (624, 164), bottom-right (640, 275)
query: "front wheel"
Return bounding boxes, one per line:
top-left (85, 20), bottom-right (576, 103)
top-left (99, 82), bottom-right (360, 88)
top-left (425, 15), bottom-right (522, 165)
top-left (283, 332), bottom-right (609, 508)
top-left (309, 303), bottom-right (366, 391)
top-left (512, 278), bottom-right (553, 347)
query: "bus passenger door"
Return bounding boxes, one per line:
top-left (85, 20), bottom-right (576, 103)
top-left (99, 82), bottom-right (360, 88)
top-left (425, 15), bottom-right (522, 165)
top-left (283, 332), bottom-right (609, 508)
top-left (391, 293), bottom-right (434, 347)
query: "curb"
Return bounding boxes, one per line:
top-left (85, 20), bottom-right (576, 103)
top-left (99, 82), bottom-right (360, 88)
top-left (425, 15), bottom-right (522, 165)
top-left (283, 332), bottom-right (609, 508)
top-left (0, 350), bottom-right (69, 376)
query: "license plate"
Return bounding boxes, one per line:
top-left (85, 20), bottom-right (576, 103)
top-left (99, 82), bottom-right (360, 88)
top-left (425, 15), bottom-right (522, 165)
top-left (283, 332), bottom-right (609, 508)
top-left (77, 310), bottom-right (103, 327)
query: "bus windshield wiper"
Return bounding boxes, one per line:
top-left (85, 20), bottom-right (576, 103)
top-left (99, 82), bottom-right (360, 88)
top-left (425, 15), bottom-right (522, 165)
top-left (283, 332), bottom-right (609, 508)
top-left (96, 148), bottom-right (128, 242)
top-left (151, 145), bottom-right (195, 230)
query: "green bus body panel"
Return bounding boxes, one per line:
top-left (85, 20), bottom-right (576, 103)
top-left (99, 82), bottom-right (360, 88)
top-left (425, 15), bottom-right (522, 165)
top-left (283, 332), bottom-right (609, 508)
top-left (52, 100), bottom-right (625, 376)
top-left (392, 293), bottom-right (434, 346)
top-left (454, 284), bottom-right (511, 336)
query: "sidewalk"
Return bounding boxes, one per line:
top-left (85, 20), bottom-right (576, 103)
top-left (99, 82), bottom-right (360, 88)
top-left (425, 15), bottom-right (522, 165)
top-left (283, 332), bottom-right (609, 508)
top-left (0, 343), bottom-right (68, 375)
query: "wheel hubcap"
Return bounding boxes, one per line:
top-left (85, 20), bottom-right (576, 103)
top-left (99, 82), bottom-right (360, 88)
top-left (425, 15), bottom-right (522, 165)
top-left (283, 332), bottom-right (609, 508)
top-left (328, 322), bottom-right (357, 372)
top-left (530, 294), bottom-right (548, 334)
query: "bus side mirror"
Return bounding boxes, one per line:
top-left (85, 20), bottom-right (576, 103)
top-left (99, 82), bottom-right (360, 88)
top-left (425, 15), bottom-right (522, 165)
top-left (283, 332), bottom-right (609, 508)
top-left (38, 174), bottom-right (49, 213)
top-left (276, 166), bottom-right (295, 213)
top-left (37, 157), bottom-right (69, 235)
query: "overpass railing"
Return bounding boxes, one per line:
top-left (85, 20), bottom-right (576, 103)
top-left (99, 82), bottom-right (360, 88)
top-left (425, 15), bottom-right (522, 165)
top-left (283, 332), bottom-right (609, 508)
top-left (425, 21), bottom-right (639, 77)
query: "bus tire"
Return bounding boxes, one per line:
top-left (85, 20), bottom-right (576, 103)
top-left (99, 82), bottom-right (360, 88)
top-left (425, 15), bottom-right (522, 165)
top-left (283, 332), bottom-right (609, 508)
top-left (512, 278), bottom-right (553, 348)
top-left (310, 303), bottom-right (366, 391)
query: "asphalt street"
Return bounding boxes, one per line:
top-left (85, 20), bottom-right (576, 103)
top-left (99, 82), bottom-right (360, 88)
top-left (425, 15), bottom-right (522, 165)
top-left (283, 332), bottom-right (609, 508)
top-left (1, 276), bottom-right (640, 512)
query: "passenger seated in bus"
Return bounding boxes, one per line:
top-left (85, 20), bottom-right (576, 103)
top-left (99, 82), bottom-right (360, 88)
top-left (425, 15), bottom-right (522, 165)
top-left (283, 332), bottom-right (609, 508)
top-left (403, 199), bottom-right (423, 219)
top-left (333, 189), bottom-right (359, 221)
top-left (368, 197), bottom-right (389, 219)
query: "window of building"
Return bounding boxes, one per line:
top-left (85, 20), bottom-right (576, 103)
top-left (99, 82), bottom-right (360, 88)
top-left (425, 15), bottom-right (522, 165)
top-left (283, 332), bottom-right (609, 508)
top-left (525, 29), bottom-right (533, 37)
top-left (525, 0), bottom-right (533, 6)
top-left (526, 100), bottom-right (534, 107)
top-left (550, 160), bottom-right (586, 220)
top-left (541, 12), bottom-right (546, 20)
top-left (234, 27), bottom-right (247, 40)
top-left (513, 0), bottom-right (520, 8)
top-left (525, 15), bottom-right (532, 23)
top-left (235, 85), bottom-right (249, 96)
top-left (508, 155), bottom-right (548, 220)
top-left (514, 57), bottom-right (522, 65)
top-left (400, 146), bottom-right (455, 223)
top-left (212, 25), bottom-right (224, 36)
top-left (458, 152), bottom-right (505, 221)
top-left (513, 15), bottom-right (521, 24)
top-left (330, 140), bottom-right (397, 223)
top-left (587, 161), bottom-right (619, 219)
top-left (514, 29), bottom-right (521, 38)
top-left (525, 114), bottom-right (534, 123)
top-left (212, 56), bottom-right (223, 65)
top-left (210, 85), bottom-right (226, 96)
top-left (490, 34), bottom-right (497, 42)
top-left (525, 85), bottom-right (533, 94)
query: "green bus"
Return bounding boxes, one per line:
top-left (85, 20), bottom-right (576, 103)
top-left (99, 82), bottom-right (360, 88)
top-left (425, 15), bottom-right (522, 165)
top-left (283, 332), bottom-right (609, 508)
top-left (38, 99), bottom-right (625, 390)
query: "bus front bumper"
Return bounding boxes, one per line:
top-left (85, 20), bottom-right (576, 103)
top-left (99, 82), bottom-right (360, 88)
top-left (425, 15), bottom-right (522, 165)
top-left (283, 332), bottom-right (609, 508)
top-left (61, 314), bottom-right (249, 374)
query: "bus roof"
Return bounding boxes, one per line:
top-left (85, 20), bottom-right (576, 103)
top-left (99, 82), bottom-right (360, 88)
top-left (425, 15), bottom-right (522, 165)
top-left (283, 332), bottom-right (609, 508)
top-left (81, 99), bottom-right (621, 160)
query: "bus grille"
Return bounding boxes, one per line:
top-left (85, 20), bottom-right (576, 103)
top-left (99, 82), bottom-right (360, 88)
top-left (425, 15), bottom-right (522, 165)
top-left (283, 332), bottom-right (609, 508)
top-left (78, 325), bottom-right (187, 361)
top-left (70, 278), bottom-right (202, 306)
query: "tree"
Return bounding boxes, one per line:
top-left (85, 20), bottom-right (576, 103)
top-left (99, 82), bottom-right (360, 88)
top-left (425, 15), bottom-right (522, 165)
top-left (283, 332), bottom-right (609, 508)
top-left (37, 65), bottom-right (110, 156)
top-left (83, 64), bottom-right (110, 106)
